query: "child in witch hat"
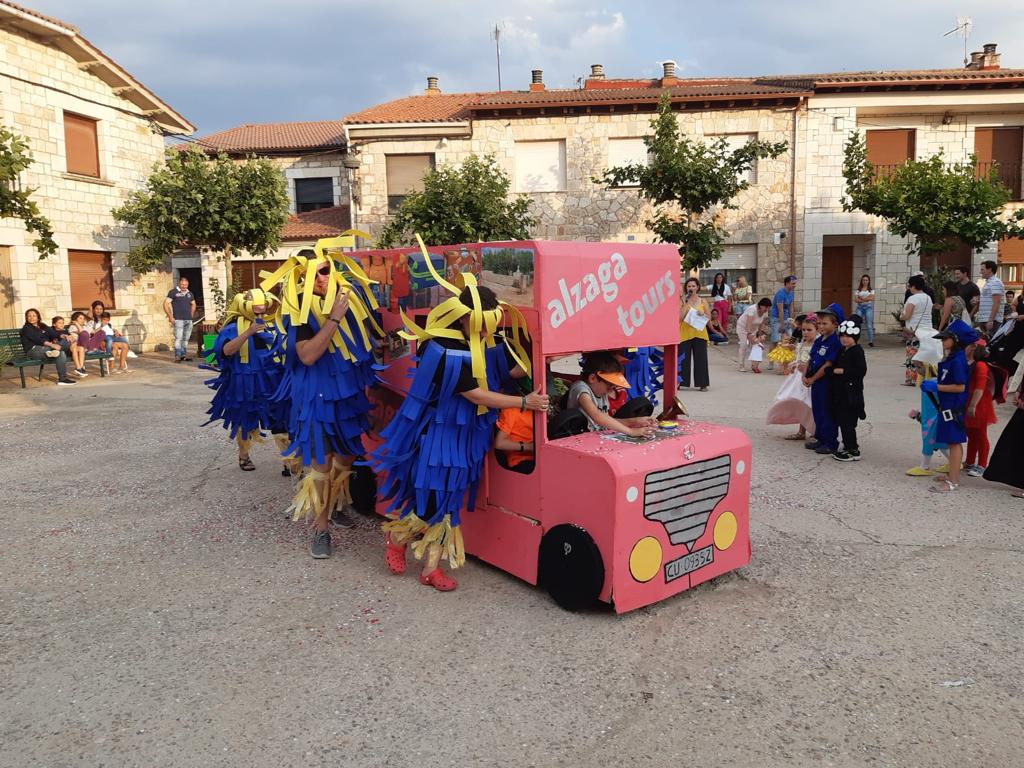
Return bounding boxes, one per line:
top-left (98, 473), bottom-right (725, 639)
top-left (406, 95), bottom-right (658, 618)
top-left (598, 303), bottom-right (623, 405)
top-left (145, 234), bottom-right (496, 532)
top-left (830, 315), bottom-right (868, 461)
top-left (803, 303), bottom-right (844, 455)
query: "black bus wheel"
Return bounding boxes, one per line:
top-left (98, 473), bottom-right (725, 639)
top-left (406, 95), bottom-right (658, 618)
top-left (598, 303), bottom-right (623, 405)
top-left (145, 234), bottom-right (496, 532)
top-left (538, 524), bottom-right (604, 611)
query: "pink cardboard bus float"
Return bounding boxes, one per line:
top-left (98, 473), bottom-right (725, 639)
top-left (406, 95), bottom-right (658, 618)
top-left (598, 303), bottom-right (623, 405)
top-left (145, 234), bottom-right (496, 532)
top-left (353, 240), bottom-right (751, 613)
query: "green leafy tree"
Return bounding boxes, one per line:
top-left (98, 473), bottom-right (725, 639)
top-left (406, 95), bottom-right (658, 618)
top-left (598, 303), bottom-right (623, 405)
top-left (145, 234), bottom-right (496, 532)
top-left (114, 146), bottom-right (289, 278)
top-left (377, 154), bottom-right (535, 248)
top-left (598, 95), bottom-right (788, 270)
top-left (0, 126), bottom-right (57, 258)
top-left (842, 131), bottom-right (1024, 266)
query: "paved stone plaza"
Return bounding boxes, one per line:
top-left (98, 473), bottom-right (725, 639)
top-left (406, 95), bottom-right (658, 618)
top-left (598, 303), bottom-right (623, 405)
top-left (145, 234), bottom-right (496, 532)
top-left (1, 341), bottom-right (1021, 768)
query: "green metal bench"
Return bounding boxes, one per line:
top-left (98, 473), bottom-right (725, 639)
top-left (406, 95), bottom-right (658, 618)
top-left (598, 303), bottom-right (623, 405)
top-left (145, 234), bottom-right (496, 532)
top-left (0, 328), bottom-right (112, 388)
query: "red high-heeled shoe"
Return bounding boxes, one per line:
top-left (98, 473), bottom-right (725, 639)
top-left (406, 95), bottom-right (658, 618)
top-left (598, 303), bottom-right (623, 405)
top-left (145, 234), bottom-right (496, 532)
top-left (384, 534), bottom-right (407, 575)
top-left (419, 568), bottom-right (457, 591)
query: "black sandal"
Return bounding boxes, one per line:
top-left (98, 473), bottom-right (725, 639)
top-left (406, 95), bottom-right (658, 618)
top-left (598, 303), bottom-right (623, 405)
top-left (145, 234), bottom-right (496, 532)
top-left (239, 457), bottom-right (255, 471)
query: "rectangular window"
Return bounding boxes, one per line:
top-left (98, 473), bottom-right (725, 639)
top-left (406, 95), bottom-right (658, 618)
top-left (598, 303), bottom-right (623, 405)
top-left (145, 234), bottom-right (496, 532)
top-left (294, 177), bottom-right (334, 213)
top-left (514, 140), bottom-right (566, 192)
top-left (711, 134), bottom-right (758, 185)
top-left (607, 137), bottom-right (648, 186)
top-left (865, 129), bottom-right (915, 181)
top-left (63, 112), bottom-right (100, 178)
top-left (232, 260), bottom-right (285, 292)
top-left (386, 154), bottom-right (434, 213)
top-left (975, 127), bottom-right (1023, 200)
top-left (68, 250), bottom-right (114, 309)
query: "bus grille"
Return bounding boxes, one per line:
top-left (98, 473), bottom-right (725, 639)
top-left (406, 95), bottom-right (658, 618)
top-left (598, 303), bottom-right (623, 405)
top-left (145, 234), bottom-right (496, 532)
top-left (643, 455), bottom-right (731, 551)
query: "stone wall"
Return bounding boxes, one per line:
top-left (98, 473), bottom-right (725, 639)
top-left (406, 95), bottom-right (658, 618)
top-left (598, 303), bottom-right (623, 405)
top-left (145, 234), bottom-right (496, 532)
top-left (352, 107), bottom-right (797, 295)
top-left (0, 27), bottom-right (178, 349)
top-left (800, 99), bottom-right (1024, 330)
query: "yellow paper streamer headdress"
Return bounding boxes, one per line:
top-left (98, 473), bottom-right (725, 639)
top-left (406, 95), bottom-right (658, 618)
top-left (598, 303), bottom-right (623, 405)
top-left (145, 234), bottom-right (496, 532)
top-left (223, 288), bottom-right (277, 364)
top-left (258, 230), bottom-right (382, 361)
top-left (398, 234), bottom-right (532, 413)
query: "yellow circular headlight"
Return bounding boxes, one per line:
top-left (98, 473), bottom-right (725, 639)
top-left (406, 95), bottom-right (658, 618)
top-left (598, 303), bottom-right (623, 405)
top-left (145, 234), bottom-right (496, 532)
top-left (629, 536), bottom-right (662, 583)
top-left (713, 511), bottom-right (738, 551)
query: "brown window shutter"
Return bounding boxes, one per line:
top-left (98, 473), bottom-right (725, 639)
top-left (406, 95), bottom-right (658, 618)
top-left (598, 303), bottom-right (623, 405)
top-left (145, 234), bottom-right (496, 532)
top-left (999, 236), bottom-right (1024, 265)
top-left (385, 155), bottom-right (434, 196)
top-left (975, 127), bottom-right (1022, 199)
top-left (233, 261), bottom-right (284, 293)
top-left (68, 250), bottom-right (114, 309)
top-left (865, 129), bottom-right (915, 169)
top-left (64, 113), bottom-right (100, 177)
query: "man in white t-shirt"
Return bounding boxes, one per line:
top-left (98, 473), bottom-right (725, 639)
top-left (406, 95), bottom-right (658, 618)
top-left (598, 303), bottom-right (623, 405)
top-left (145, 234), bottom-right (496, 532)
top-left (977, 259), bottom-right (1005, 334)
top-left (736, 298), bottom-right (771, 371)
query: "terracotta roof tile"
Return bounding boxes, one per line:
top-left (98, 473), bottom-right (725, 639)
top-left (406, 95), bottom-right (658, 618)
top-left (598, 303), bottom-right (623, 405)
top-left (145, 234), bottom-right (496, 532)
top-left (473, 81), bottom-right (807, 108)
top-left (281, 205), bottom-right (351, 241)
top-left (758, 68), bottom-right (1024, 88)
top-left (189, 121), bottom-right (347, 153)
top-left (0, 0), bottom-right (76, 31)
top-left (344, 92), bottom-right (484, 124)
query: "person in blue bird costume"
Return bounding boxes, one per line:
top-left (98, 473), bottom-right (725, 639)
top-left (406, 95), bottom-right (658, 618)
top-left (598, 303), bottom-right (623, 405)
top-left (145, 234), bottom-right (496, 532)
top-left (803, 303), bottom-right (844, 455)
top-left (373, 236), bottom-right (549, 592)
top-left (623, 346), bottom-right (663, 403)
top-left (259, 234), bottom-right (383, 559)
top-left (204, 288), bottom-right (295, 475)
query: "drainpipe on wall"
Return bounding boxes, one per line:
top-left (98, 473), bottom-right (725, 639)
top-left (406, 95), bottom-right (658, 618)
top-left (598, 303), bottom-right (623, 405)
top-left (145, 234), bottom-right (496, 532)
top-left (789, 97), bottom-right (803, 280)
top-left (343, 125), bottom-right (358, 240)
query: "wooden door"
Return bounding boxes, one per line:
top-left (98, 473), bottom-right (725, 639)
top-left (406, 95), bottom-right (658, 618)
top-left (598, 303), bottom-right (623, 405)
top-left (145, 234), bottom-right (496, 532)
top-left (821, 246), bottom-right (854, 317)
top-left (0, 247), bottom-right (15, 328)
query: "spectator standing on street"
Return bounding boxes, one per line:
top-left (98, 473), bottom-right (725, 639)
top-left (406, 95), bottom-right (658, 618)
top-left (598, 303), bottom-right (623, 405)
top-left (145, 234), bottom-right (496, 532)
top-left (19, 308), bottom-right (76, 386)
top-left (165, 276), bottom-right (197, 362)
top-left (769, 276), bottom-right (797, 367)
top-left (733, 275), bottom-right (753, 319)
top-left (977, 260), bottom-right (1004, 335)
top-left (853, 274), bottom-right (875, 347)
top-left (678, 277), bottom-right (711, 391)
top-left (708, 273), bottom-right (732, 335)
top-left (737, 298), bottom-right (771, 372)
top-left (938, 281), bottom-right (969, 331)
top-left (953, 266), bottom-right (980, 320)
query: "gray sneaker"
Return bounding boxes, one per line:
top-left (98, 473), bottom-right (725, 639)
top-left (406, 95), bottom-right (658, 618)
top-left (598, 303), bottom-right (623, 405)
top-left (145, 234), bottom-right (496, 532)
top-left (331, 504), bottom-right (357, 529)
top-left (965, 465), bottom-right (984, 477)
top-left (310, 530), bottom-right (332, 559)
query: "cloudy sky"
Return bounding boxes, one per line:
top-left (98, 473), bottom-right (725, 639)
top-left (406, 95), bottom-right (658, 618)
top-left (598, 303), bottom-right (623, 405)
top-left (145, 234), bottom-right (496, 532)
top-left (28, 0), bottom-right (1024, 136)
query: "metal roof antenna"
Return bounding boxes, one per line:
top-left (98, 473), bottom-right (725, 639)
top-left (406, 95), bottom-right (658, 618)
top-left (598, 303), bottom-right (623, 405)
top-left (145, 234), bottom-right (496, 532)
top-left (943, 16), bottom-right (972, 67)
top-left (491, 22), bottom-right (504, 90)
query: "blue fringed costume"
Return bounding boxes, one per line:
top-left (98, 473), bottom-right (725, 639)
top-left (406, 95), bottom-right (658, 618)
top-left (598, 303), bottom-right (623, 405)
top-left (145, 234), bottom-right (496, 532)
top-left (258, 239), bottom-right (383, 524)
top-left (623, 346), bottom-right (663, 403)
top-left (372, 236), bottom-right (532, 570)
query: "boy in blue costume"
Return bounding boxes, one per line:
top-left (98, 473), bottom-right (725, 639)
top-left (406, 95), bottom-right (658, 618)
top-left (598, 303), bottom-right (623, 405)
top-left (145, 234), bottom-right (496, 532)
top-left (927, 319), bottom-right (975, 493)
top-left (803, 303), bottom-right (843, 455)
top-left (204, 288), bottom-right (294, 474)
top-left (374, 238), bottom-right (549, 592)
top-left (260, 236), bottom-right (382, 559)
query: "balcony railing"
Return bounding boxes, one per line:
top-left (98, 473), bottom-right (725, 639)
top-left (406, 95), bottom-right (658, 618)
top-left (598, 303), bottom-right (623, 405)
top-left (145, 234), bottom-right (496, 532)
top-left (870, 160), bottom-right (1023, 200)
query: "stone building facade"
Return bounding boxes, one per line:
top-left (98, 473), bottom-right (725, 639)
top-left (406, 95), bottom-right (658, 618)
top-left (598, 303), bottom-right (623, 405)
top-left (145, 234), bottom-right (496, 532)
top-left (0, 2), bottom-right (194, 348)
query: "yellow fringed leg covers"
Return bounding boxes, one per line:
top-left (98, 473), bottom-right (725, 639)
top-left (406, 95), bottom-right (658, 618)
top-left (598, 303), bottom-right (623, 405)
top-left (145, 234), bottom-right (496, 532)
top-left (285, 469), bottom-right (328, 523)
top-left (382, 514), bottom-right (465, 569)
top-left (328, 455), bottom-right (354, 512)
top-left (235, 428), bottom-right (264, 457)
top-left (274, 434), bottom-right (302, 477)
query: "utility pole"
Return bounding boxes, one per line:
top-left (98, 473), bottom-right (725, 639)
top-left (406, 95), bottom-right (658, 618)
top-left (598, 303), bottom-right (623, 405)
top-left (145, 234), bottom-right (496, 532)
top-left (491, 23), bottom-right (502, 90)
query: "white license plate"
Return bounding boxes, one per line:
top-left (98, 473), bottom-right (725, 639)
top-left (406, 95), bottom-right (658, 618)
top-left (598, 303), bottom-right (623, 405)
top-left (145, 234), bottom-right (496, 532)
top-left (664, 545), bottom-right (714, 582)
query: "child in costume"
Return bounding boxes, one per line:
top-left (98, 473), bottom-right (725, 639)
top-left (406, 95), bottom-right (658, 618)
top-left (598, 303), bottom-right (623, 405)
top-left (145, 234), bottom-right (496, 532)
top-left (830, 317), bottom-right (867, 462)
top-left (803, 304), bottom-right (843, 455)
top-left (964, 340), bottom-right (997, 478)
top-left (204, 288), bottom-right (293, 475)
top-left (260, 235), bottom-right (382, 558)
top-left (374, 239), bottom-right (548, 591)
top-left (567, 351), bottom-right (658, 437)
top-left (906, 364), bottom-right (949, 477)
top-left (767, 313), bottom-right (818, 440)
top-left (927, 319), bottom-right (975, 493)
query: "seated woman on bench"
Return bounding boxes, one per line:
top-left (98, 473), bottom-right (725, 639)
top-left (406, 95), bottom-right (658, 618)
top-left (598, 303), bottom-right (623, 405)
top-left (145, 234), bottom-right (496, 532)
top-left (567, 351), bottom-right (657, 438)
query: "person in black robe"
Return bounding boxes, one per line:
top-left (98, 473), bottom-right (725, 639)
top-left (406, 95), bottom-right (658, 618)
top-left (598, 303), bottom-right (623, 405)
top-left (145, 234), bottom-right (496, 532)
top-left (830, 316), bottom-right (867, 462)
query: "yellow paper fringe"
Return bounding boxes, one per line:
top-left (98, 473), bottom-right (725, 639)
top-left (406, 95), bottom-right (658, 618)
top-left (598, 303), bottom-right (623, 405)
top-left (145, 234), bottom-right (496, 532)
top-left (285, 469), bottom-right (328, 523)
top-left (382, 514), bottom-right (465, 569)
top-left (274, 434), bottom-right (302, 477)
top-left (328, 455), bottom-right (354, 511)
top-left (223, 289), bottom-right (278, 364)
top-left (235, 428), bottom-right (265, 452)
